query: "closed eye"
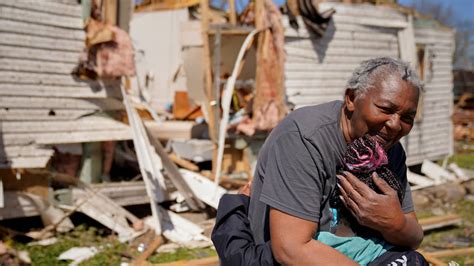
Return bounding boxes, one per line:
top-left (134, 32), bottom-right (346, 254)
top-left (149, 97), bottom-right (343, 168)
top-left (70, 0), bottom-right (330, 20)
top-left (376, 104), bottom-right (394, 114)
top-left (401, 115), bottom-right (415, 124)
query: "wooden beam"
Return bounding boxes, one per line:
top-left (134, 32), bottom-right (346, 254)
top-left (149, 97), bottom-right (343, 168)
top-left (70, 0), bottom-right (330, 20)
top-left (169, 153), bottom-right (200, 172)
top-left (255, 0), bottom-right (264, 30)
top-left (212, 26), bottom-right (222, 142)
top-left (154, 256), bottom-right (219, 266)
top-left (200, 0), bottom-right (218, 179)
top-left (146, 128), bottom-right (205, 211)
top-left (228, 0), bottom-right (237, 25)
top-left (419, 214), bottom-right (462, 231)
top-left (200, 0), bottom-right (215, 139)
top-left (427, 247), bottom-right (474, 258)
top-left (104, 0), bottom-right (117, 25)
top-left (131, 235), bottom-right (163, 266)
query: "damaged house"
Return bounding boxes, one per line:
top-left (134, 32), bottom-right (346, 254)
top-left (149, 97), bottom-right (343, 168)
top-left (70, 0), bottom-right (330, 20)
top-left (0, 0), bottom-right (458, 258)
top-left (283, 1), bottom-right (455, 167)
top-left (0, 0), bottom-right (224, 247)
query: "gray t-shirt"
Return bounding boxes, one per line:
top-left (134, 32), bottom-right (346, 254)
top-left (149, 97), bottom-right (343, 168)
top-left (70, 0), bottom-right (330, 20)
top-left (248, 100), bottom-right (414, 244)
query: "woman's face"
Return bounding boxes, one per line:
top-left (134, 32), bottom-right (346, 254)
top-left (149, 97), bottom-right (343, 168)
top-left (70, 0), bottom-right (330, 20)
top-left (344, 75), bottom-right (419, 150)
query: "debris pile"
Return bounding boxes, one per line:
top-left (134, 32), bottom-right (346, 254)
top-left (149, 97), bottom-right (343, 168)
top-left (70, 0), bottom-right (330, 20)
top-left (408, 160), bottom-right (474, 265)
top-left (453, 93), bottom-right (474, 143)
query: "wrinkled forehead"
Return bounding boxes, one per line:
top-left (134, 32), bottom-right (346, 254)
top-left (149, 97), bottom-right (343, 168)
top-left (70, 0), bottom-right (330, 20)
top-left (367, 73), bottom-right (420, 98)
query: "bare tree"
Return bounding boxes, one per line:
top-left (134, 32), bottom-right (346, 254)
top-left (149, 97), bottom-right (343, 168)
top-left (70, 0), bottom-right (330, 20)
top-left (409, 0), bottom-right (473, 70)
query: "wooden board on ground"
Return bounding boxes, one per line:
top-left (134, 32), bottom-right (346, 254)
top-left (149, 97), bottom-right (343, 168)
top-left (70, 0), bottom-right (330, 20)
top-left (426, 247), bottom-right (474, 258)
top-left (155, 256), bottom-right (219, 266)
top-left (421, 159), bottom-right (457, 183)
top-left (418, 214), bottom-right (462, 231)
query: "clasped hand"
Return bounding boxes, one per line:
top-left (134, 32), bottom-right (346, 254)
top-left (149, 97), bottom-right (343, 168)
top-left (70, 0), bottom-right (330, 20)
top-left (337, 172), bottom-right (406, 233)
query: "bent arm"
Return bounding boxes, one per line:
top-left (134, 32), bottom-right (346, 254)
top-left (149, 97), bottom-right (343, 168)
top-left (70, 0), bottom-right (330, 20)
top-left (270, 208), bottom-right (358, 265)
top-left (379, 211), bottom-right (423, 249)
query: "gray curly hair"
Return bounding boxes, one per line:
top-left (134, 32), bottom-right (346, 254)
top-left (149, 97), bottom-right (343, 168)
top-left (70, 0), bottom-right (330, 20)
top-left (346, 57), bottom-right (423, 96)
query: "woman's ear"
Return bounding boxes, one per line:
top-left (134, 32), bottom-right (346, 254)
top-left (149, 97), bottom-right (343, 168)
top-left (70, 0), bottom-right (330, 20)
top-left (344, 89), bottom-right (356, 112)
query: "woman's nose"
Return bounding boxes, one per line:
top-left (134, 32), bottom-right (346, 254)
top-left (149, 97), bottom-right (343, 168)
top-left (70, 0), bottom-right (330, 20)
top-left (386, 114), bottom-right (402, 132)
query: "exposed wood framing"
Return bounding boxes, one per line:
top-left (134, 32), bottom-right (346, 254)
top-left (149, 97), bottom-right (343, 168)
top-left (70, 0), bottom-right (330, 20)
top-left (104, 0), bottom-right (117, 25)
top-left (228, 0), bottom-right (237, 25)
top-left (200, 0), bottom-right (218, 179)
top-left (168, 153), bottom-right (199, 172)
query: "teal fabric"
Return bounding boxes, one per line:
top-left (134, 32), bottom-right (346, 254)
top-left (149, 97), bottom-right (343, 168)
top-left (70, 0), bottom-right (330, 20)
top-left (315, 231), bottom-right (393, 265)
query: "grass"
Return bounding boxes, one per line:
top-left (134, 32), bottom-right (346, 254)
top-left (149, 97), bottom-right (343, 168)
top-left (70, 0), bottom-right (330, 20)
top-left (148, 247), bottom-right (217, 264)
top-left (448, 153), bottom-right (474, 170)
top-left (9, 225), bottom-right (216, 265)
top-left (420, 199), bottom-right (474, 265)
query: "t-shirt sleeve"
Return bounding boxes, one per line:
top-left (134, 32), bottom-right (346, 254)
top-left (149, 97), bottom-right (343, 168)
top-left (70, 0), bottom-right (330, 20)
top-left (387, 142), bottom-right (414, 213)
top-left (259, 127), bottom-right (325, 222)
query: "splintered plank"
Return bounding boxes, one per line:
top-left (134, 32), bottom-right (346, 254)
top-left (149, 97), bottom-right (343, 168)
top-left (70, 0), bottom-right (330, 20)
top-left (419, 214), bottom-right (462, 231)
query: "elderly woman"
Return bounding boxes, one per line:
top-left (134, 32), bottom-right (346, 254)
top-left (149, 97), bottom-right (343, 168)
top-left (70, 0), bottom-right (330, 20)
top-left (212, 57), bottom-right (428, 265)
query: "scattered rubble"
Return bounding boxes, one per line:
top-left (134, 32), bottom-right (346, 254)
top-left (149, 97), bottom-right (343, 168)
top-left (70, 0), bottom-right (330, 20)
top-left (0, 0), bottom-right (471, 265)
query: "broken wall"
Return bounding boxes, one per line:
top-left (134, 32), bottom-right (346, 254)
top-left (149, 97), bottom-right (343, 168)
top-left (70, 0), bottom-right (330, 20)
top-left (283, 2), bottom-right (454, 166)
top-left (405, 20), bottom-right (455, 165)
top-left (0, 0), bottom-right (132, 169)
top-left (129, 9), bottom-right (189, 109)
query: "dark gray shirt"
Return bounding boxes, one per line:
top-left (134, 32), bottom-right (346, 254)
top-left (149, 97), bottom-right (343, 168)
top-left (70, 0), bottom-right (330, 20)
top-left (248, 100), bottom-right (414, 244)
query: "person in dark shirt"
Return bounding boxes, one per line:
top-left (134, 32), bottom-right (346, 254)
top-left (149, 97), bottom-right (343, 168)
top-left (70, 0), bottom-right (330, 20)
top-left (212, 57), bottom-right (428, 265)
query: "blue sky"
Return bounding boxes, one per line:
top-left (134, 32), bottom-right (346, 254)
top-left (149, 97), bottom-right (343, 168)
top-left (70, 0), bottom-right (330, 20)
top-left (398, 0), bottom-right (473, 22)
top-left (212, 0), bottom-right (473, 20)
